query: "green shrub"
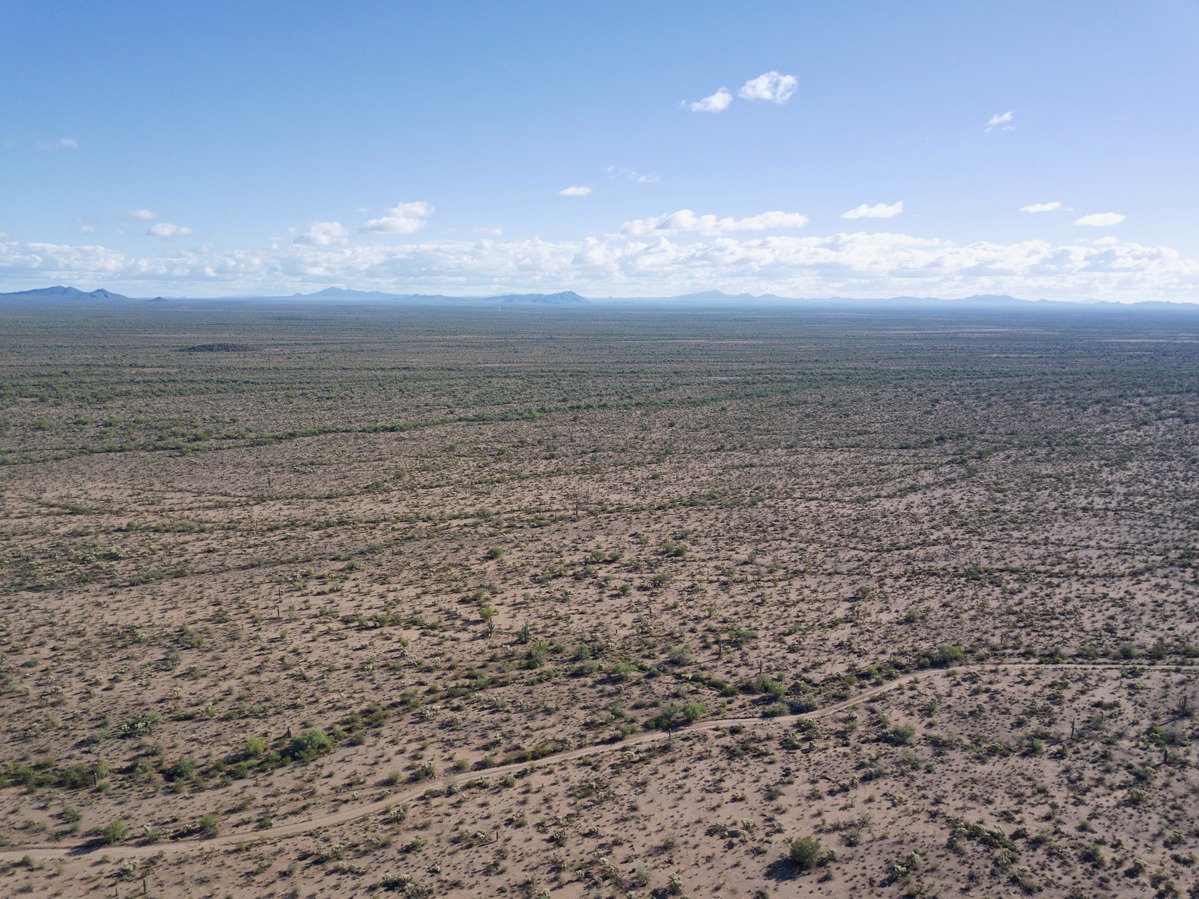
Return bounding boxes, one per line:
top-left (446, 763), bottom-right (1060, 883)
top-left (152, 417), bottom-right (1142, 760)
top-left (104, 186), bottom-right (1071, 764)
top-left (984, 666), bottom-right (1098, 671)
top-left (918, 644), bottom-right (964, 668)
top-left (289, 727), bottom-right (333, 761)
top-left (884, 724), bottom-right (917, 745)
top-left (100, 818), bottom-right (128, 844)
top-left (789, 835), bottom-right (822, 871)
top-left (244, 736), bottom-right (268, 757)
top-left (165, 756), bottom-right (197, 782)
top-left (648, 701), bottom-right (707, 730)
top-left (198, 812), bottom-right (219, 838)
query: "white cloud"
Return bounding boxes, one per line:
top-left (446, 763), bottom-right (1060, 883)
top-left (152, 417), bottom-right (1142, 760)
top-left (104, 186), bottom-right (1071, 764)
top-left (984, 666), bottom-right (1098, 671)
top-left (360, 201), bottom-right (434, 234)
top-left (1075, 212), bottom-right (1125, 227)
top-left (474, 226), bottom-right (504, 237)
top-left (738, 71), bottom-right (797, 104)
top-left (77, 223), bottom-right (96, 235)
top-left (986, 111), bottom-right (1014, 132)
top-left (147, 223), bottom-right (191, 238)
top-left (559, 186), bottom-right (592, 197)
top-left (3, 224), bottom-right (1197, 303)
top-left (127, 209), bottom-right (158, 221)
top-left (622, 209), bottom-right (809, 235)
top-left (841, 201), bottom-right (903, 220)
top-left (734, 211), bottom-right (810, 230)
top-left (294, 221), bottom-right (349, 246)
top-left (606, 165), bottom-right (659, 184)
top-left (685, 88), bottom-right (732, 113)
top-left (1020, 202), bottom-right (1063, 213)
top-left (38, 137), bottom-right (79, 151)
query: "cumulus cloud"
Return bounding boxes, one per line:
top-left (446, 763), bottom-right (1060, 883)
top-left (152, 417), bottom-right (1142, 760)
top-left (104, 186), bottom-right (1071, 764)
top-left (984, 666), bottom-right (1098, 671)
top-left (738, 71), bottom-right (797, 104)
top-left (38, 137), bottom-right (79, 151)
top-left (360, 201), bottom-right (434, 234)
top-left (559, 186), bottom-right (592, 197)
top-left (623, 209), bottom-right (809, 235)
top-left (986, 111), bottom-right (1014, 132)
top-left (841, 201), bottom-right (903, 220)
top-left (294, 221), bottom-right (349, 246)
top-left (3, 224), bottom-right (1197, 303)
top-left (1075, 212), bottom-right (1125, 227)
top-left (127, 209), bottom-right (158, 221)
top-left (1020, 202), bottom-right (1063, 213)
top-left (685, 88), bottom-right (733, 113)
top-left (147, 223), bottom-right (191, 238)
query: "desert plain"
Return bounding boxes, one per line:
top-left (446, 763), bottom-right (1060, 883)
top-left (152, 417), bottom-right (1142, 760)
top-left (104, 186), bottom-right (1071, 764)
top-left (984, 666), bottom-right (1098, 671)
top-left (0, 299), bottom-right (1197, 898)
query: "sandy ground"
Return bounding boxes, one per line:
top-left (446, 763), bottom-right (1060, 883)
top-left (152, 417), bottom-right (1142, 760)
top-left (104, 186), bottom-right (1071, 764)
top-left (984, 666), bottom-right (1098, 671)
top-left (1, 302), bottom-right (1197, 896)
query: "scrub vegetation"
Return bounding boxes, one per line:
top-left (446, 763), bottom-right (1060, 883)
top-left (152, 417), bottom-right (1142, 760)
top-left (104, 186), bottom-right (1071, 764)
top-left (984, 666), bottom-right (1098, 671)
top-left (0, 299), bottom-right (1197, 897)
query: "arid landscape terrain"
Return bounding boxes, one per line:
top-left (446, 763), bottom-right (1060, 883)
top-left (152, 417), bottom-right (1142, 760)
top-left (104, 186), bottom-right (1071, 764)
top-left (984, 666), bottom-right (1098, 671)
top-left (1, 299), bottom-right (1197, 898)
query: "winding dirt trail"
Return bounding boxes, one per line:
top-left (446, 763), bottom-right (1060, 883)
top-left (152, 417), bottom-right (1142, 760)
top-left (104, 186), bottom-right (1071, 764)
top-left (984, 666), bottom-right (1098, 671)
top-left (2, 659), bottom-right (1192, 862)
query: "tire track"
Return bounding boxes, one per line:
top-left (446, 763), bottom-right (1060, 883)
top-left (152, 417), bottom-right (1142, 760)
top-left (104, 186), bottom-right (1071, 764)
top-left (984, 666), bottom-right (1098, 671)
top-left (1, 659), bottom-right (1193, 862)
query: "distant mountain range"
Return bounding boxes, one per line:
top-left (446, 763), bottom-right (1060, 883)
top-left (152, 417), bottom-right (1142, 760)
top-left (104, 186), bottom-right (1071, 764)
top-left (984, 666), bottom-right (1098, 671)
top-left (1, 285), bottom-right (1195, 311)
top-left (0, 285), bottom-right (131, 301)
top-left (292, 287), bottom-right (404, 300)
top-left (288, 287), bottom-right (588, 305)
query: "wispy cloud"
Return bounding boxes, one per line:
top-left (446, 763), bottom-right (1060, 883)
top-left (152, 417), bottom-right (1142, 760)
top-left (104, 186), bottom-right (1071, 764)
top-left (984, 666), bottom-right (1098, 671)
top-left (127, 209), bottom-right (158, 221)
top-left (559, 186), bottom-right (592, 197)
top-left (1075, 212), bottom-right (1125, 227)
top-left (360, 201), bottom-right (434, 234)
top-left (685, 88), bottom-right (732, 113)
top-left (1020, 201), bottom-right (1062, 213)
top-left (986, 110), bottom-right (1014, 132)
top-left (294, 221), bottom-right (349, 246)
top-left (147, 223), bottom-right (191, 238)
top-left (606, 165), bottom-right (659, 184)
top-left (738, 71), bottom-right (797, 104)
top-left (841, 201), bottom-right (903, 220)
top-left (37, 137), bottom-right (79, 151)
top-left (623, 209), bottom-right (809, 235)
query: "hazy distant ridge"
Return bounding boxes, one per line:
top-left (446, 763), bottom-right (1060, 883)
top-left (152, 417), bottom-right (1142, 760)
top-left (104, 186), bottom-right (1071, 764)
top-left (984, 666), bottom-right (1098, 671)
top-left (289, 288), bottom-right (588, 304)
top-left (1, 285), bottom-right (1195, 310)
top-left (0, 285), bottom-right (130, 301)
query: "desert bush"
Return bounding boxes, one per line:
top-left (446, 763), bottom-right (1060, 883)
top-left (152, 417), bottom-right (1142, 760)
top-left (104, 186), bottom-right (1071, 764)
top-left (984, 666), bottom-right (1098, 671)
top-left (100, 818), bottom-right (128, 844)
top-left (288, 727), bottom-right (333, 761)
top-left (198, 812), bottom-right (219, 838)
top-left (789, 835), bottom-right (822, 871)
top-left (917, 644), bottom-right (964, 668)
top-left (376, 877), bottom-right (434, 896)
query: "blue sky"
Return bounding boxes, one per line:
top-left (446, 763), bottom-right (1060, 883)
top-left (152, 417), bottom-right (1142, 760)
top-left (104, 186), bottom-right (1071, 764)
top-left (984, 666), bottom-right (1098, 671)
top-left (2, 1), bottom-right (1198, 300)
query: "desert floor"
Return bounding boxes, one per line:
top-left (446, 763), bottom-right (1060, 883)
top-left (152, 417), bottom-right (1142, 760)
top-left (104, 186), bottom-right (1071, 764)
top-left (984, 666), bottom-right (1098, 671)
top-left (1, 300), bottom-right (1197, 897)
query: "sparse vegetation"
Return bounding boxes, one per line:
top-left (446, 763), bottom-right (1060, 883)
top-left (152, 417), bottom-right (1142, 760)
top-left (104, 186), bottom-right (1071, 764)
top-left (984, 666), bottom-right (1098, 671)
top-left (0, 301), bottom-right (1196, 897)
